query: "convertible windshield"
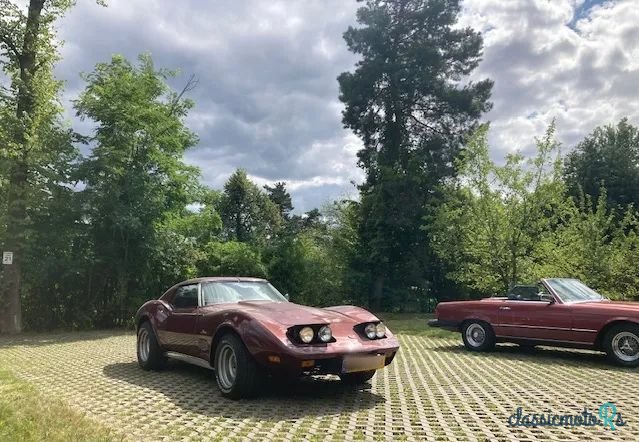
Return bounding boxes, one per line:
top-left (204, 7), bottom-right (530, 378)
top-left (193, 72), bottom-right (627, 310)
top-left (545, 278), bottom-right (604, 303)
top-left (201, 281), bottom-right (287, 305)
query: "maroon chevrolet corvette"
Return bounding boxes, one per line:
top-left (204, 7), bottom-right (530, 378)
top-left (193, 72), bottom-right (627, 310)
top-left (429, 278), bottom-right (639, 366)
top-left (135, 277), bottom-right (399, 398)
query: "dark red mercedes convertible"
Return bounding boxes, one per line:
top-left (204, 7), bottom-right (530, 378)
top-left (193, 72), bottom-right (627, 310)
top-left (429, 278), bottom-right (639, 366)
top-left (135, 277), bottom-right (399, 398)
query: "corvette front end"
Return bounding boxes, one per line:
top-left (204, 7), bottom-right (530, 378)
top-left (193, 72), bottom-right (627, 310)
top-left (249, 319), bottom-right (400, 376)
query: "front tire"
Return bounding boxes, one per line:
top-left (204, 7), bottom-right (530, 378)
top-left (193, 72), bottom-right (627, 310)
top-left (339, 370), bottom-right (376, 385)
top-left (214, 333), bottom-right (262, 399)
top-left (604, 324), bottom-right (639, 367)
top-left (462, 320), bottom-right (495, 352)
top-left (137, 321), bottom-right (166, 370)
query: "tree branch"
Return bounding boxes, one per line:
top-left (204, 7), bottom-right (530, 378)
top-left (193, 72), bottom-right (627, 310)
top-left (169, 73), bottom-right (198, 116)
top-left (0, 30), bottom-right (21, 59)
top-left (0, 85), bottom-right (14, 102)
top-left (408, 114), bottom-right (445, 136)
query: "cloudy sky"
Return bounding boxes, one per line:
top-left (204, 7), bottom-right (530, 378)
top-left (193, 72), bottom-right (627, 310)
top-left (53, 0), bottom-right (639, 212)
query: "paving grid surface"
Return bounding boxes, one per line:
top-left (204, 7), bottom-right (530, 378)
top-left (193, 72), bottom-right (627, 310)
top-left (0, 331), bottom-right (638, 441)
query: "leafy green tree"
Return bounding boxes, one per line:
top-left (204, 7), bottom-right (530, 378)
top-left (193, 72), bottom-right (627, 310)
top-left (564, 118), bottom-right (639, 211)
top-left (74, 54), bottom-right (200, 325)
top-left (264, 182), bottom-right (293, 220)
top-left (0, 0), bottom-right (99, 333)
top-left (20, 178), bottom-right (94, 330)
top-left (163, 188), bottom-right (223, 245)
top-left (281, 208), bottom-right (325, 236)
top-left (432, 124), bottom-right (564, 295)
top-left (337, 0), bottom-right (492, 308)
top-left (300, 208), bottom-right (322, 230)
top-left (219, 169), bottom-right (282, 244)
top-left (321, 200), bottom-right (365, 303)
top-left (197, 241), bottom-right (267, 278)
top-left (143, 189), bottom-right (223, 299)
top-left (266, 231), bottom-right (342, 305)
top-left (533, 192), bottom-right (639, 300)
top-left (267, 202), bottom-right (358, 307)
top-left (145, 224), bottom-right (200, 298)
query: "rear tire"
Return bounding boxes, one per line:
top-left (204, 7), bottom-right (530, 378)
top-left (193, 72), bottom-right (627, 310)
top-left (604, 324), bottom-right (639, 367)
top-left (214, 333), bottom-right (262, 399)
top-left (339, 370), bottom-right (376, 385)
top-left (137, 321), bottom-right (166, 370)
top-left (461, 320), bottom-right (495, 352)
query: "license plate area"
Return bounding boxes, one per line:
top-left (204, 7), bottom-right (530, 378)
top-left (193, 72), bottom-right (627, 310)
top-left (341, 354), bottom-right (385, 373)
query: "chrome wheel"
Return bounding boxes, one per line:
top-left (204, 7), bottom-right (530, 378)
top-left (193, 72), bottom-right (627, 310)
top-left (216, 343), bottom-right (238, 391)
top-left (612, 331), bottom-right (639, 362)
top-left (138, 328), bottom-right (150, 363)
top-left (465, 323), bottom-right (486, 347)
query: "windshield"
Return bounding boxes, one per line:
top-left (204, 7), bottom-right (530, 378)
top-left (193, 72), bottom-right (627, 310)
top-left (201, 281), bottom-right (287, 305)
top-left (545, 278), bottom-right (604, 303)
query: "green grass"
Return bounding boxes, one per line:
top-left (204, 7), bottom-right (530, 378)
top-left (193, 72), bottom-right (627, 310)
top-left (0, 368), bottom-right (117, 442)
top-left (379, 313), bottom-right (457, 338)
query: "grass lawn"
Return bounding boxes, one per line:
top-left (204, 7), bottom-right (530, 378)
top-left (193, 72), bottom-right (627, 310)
top-left (378, 312), bottom-right (458, 339)
top-left (0, 368), bottom-right (118, 442)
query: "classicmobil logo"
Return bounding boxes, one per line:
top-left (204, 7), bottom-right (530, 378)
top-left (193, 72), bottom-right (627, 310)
top-left (508, 402), bottom-right (627, 430)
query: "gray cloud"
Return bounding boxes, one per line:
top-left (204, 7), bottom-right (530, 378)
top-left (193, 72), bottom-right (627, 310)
top-left (48, 0), bottom-right (639, 211)
top-left (461, 0), bottom-right (639, 157)
top-left (55, 0), bottom-right (361, 211)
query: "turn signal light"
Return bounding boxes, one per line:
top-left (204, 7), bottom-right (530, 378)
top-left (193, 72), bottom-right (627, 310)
top-left (268, 355), bottom-right (281, 363)
top-left (301, 360), bottom-right (315, 368)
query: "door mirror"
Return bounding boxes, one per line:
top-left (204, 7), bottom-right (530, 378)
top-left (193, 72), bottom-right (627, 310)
top-left (284, 293), bottom-right (290, 301)
top-left (539, 293), bottom-right (555, 304)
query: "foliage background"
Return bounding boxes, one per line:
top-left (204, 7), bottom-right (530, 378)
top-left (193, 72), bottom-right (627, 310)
top-left (2, 0), bottom-right (639, 331)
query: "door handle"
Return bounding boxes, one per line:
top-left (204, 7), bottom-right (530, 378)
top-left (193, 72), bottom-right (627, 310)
top-left (499, 306), bottom-right (511, 310)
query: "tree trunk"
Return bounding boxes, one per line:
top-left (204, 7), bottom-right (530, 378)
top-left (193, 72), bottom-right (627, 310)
top-left (0, 0), bottom-right (45, 334)
top-left (236, 213), bottom-right (242, 242)
top-left (1, 161), bottom-right (28, 333)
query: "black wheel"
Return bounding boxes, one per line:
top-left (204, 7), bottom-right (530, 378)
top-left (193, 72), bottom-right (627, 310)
top-left (604, 324), bottom-right (639, 367)
top-left (137, 321), bottom-right (166, 370)
top-left (214, 333), bottom-right (262, 399)
top-left (339, 370), bottom-right (376, 385)
top-left (461, 320), bottom-right (495, 352)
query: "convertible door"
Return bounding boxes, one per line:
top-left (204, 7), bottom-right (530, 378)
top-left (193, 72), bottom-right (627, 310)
top-left (496, 301), bottom-right (574, 342)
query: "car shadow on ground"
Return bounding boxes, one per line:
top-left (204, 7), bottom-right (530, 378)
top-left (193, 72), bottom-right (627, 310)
top-left (103, 360), bottom-right (385, 420)
top-left (431, 341), bottom-right (625, 369)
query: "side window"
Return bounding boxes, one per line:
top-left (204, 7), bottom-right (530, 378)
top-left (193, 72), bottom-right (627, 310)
top-left (507, 285), bottom-right (539, 301)
top-left (172, 284), bottom-right (199, 309)
top-left (537, 284), bottom-right (550, 297)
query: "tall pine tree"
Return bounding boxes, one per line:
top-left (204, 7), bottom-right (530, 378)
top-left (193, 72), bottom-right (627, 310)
top-left (338, 0), bottom-right (492, 309)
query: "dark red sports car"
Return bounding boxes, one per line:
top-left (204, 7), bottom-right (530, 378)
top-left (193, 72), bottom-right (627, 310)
top-left (135, 277), bottom-right (399, 398)
top-left (429, 278), bottom-right (639, 366)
